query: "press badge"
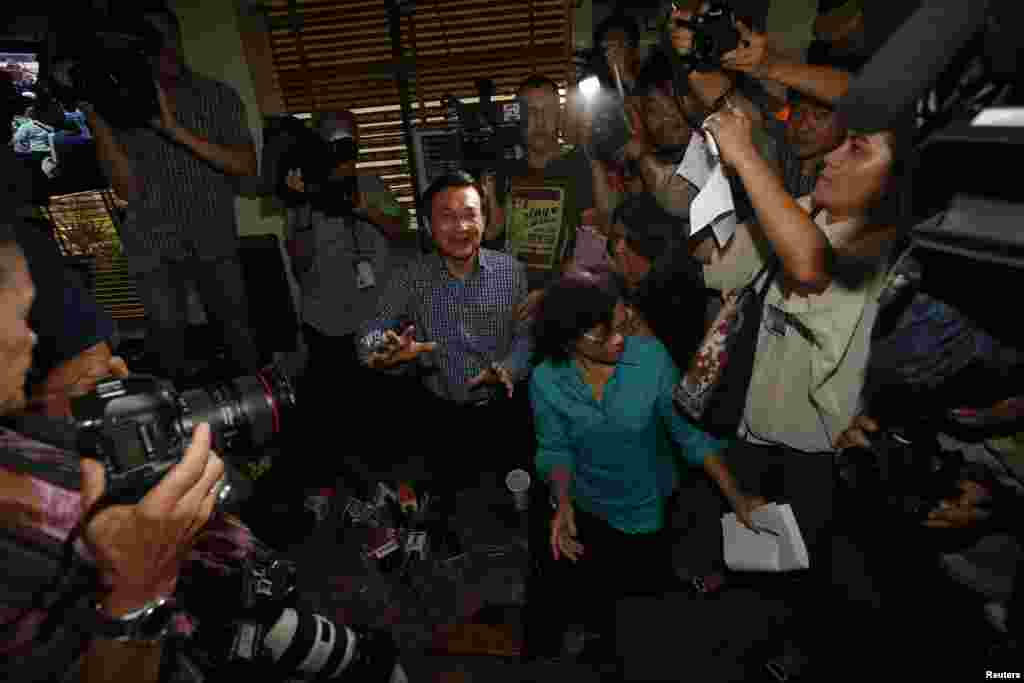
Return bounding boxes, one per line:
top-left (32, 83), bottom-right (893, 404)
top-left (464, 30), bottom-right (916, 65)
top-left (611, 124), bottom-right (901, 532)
top-left (355, 259), bottom-right (376, 290)
top-left (764, 304), bottom-right (788, 337)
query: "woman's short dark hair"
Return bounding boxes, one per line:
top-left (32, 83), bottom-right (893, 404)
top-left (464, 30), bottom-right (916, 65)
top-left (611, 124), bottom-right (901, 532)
top-left (420, 170), bottom-right (489, 231)
top-left (532, 270), bottom-right (621, 366)
top-left (611, 191), bottom-right (681, 265)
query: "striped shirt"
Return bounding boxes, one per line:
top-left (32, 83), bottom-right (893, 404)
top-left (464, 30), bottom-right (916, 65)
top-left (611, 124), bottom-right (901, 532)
top-left (117, 69), bottom-right (253, 273)
top-left (358, 249), bottom-right (532, 404)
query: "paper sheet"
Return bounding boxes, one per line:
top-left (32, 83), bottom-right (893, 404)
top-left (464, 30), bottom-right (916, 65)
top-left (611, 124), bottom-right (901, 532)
top-left (675, 131), bottom-right (714, 189)
top-left (691, 164), bottom-right (738, 248)
top-left (675, 131), bottom-right (737, 248)
top-left (972, 107), bottom-right (1024, 127)
top-left (722, 503), bottom-right (810, 572)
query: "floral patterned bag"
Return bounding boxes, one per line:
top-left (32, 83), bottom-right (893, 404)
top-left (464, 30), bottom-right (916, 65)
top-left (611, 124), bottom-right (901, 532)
top-left (674, 258), bottom-right (780, 438)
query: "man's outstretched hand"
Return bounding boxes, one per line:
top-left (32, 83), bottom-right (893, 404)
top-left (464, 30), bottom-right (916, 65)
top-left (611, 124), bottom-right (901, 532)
top-left (366, 325), bottom-right (437, 369)
top-left (468, 362), bottom-right (514, 399)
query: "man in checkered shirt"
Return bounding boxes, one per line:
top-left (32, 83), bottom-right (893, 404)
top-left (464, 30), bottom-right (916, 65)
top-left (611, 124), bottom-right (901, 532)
top-left (358, 171), bottom-right (533, 547)
top-left (85, 7), bottom-right (261, 383)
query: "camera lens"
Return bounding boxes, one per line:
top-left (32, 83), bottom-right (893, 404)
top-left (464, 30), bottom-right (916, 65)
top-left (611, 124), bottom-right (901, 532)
top-left (178, 365), bottom-right (296, 457)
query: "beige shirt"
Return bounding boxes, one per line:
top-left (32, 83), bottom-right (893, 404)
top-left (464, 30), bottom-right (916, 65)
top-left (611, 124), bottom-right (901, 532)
top-left (704, 196), bottom-right (890, 453)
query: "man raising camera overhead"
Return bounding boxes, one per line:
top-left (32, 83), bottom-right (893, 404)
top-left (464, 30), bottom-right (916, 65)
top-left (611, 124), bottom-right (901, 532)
top-left (85, 6), bottom-right (261, 385)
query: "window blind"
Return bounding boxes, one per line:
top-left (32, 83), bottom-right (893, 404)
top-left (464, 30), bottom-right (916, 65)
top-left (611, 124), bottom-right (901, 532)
top-left (263, 0), bottom-right (574, 225)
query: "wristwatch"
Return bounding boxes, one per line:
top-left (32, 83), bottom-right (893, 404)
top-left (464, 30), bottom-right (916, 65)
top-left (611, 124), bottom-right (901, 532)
top-left (81, 597), bottom-right (176, 642)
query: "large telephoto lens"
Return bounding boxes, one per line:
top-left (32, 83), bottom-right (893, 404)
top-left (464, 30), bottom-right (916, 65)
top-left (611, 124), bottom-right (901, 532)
top-left (178, 364), bottom-right (296, 458)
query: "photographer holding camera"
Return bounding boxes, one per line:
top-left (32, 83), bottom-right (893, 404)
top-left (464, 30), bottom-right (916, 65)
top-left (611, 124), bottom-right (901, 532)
top-left (85, 7), bottom-right (261, 384)
top-left (0, 221), bottom-right (224, 682)
top-left (0, 218), bottom-right (409, 682)
top-left (662, 2), bottom-right (853, 172)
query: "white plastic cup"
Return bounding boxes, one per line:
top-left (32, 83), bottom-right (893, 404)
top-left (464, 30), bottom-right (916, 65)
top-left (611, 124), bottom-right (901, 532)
top-left (505, 469), bottom-right (531, 511)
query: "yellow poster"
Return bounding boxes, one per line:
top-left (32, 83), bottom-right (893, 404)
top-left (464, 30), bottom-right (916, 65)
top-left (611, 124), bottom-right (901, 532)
top-left (504, 187), bottom-right (566, 271)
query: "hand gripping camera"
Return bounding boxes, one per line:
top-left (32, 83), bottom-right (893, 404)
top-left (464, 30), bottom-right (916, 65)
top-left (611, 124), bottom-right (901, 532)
top-left (69, 365), bottom-right (295, 507)
top-left (670, 1), bottom-right (742, 72)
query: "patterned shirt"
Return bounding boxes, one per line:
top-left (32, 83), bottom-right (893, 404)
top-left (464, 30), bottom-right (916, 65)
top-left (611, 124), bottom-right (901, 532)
top-left (117, 69), bottom-right (253, 273)
top-left (0, 427), bottom-right (272, 682)
top-left (358, 249), bottom-right (531, 404)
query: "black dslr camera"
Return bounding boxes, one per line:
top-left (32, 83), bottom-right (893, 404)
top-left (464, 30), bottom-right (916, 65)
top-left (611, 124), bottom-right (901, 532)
top-left (673, 1), bottom-right (741, 72)
top-left (48, 15), bottom-right (165, 129)
top-left (69, 365), bottom-right (295, 507)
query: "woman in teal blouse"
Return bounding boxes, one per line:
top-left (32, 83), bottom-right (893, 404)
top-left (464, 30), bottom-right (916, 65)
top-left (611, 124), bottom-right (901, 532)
top-left (528, 271), bottom-right (762, 668)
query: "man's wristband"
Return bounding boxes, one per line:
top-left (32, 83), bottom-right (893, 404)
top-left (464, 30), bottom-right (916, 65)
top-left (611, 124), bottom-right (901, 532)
top-left (84, 596), bottom-right (176, 643)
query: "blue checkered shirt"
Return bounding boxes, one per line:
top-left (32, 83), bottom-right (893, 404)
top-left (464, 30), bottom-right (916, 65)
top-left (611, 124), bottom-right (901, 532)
top-left (358, 249), bottom-right (532, 404)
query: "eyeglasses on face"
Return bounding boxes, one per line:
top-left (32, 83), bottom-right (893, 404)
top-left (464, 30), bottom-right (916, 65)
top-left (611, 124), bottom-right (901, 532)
top-left (582, 307), bottom-right (635, 343)
top-left (435, 210), bottom-right (483, 228)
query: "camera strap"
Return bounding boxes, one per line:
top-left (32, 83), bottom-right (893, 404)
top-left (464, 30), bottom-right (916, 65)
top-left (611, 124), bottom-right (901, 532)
top-left (347, 214), bottom-right (365, 255)
top-left (0, 422), bottom-right (82, 491)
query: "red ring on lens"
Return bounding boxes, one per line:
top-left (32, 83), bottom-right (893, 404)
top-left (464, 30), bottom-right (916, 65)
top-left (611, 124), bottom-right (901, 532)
top-left (255, 369), bottom-right (281, 435)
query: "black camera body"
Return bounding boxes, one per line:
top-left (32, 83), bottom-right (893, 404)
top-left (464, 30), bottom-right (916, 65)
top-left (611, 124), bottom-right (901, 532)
top-left (447, 80), bottom-right (527, 175)
top-left (49, 17), bottom-right (165, 129)
top-left (839, 427), bottom-right (966, 522)
top-left (261, 115), bottom-right (358, 216)
top-left (69, 366), bottom-right (295, 506)
top-left (675, 1), bottom-right (741, 72)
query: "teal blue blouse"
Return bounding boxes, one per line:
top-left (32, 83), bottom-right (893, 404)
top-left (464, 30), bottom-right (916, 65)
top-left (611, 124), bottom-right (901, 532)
top-left (530, 336), bottom-right (728, 534)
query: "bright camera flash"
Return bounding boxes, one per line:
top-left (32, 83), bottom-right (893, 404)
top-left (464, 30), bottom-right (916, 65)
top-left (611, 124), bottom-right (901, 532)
top-left (579, 75), bottom-right (601, 101)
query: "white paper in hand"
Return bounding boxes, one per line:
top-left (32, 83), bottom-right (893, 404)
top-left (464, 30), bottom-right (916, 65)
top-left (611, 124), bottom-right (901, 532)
top-left (722, 503), bottom-right (809, 572)
top-left (691, 163), bottom-right (737, 248)
top-left (675, 131), bottom-right (714, 189)
top-left (675, 131), bottom-right (737, 248)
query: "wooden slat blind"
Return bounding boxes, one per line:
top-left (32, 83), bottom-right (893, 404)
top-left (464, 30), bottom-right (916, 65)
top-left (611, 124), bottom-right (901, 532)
top-left (263, 0), bottom-right (574, 224)
top-left (47, 190), bottom-right (146, 322)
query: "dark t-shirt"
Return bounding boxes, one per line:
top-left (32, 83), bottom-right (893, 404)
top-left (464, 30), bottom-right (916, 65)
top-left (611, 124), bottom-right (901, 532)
top-left (13, 218), bottom-right (116, 388)
top-left (500, 146), bottom-right (595, 215)
top-left (496, 146), bottom-right (596, 290)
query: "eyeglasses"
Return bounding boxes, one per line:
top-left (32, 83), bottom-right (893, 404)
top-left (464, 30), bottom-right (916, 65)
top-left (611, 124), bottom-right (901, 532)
top-left (582, 307), bottom-right (635, 344)
top-left (434, 210), bottom-right (483, 228)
